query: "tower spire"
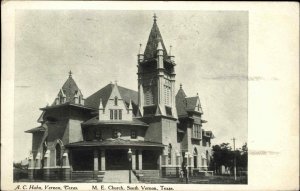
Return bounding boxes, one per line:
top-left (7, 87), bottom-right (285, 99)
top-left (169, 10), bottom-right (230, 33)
top-left (69, 70), bottom-right (72, 78)
top-left (143, 13), bottom-right (168, 60)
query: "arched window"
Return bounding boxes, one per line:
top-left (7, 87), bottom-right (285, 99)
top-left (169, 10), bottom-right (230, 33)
top-left (55, 144), bottom-right (61, 166)
top-left (114, 96), bottom-right (118, 106)
top-left (193, 148), bottom-right (198, 168)
top-left (168, 144), bottom-right (172, 165)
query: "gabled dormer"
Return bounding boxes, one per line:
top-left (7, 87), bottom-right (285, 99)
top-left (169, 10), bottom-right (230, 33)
top-left (185, 95), bottom-right (203, 114)
top-left (53, 71), bottom-right (85, 106)
top-left (98, 83), bottom-right (134, 121)
top-left (176, 84), bottom-right (203, 118)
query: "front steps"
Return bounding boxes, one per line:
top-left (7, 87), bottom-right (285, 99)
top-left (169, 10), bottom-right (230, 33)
top-left (134, 170), bottom-right (160, 183)
top-left (71, 171), bottom-right (105, 182)
top-left (102, 170), bottom-right (139, 183)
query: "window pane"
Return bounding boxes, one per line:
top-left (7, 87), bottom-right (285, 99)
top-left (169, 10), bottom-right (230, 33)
top-left (114, 97), bottom-right (118, 105)
top-left (110, 110), bottom-right (113, 119)
top-left (119, 110), bottom-right (121, 120)
top-left (56, 144), bottom-right (61, 166)
top-left (114, 110), bottom-right (118, 120)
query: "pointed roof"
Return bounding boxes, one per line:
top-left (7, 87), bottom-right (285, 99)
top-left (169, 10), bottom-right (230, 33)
top-left (54, 71), bottom-right (83, 104)
top-left (143, 15), bottom-right (169, 60)
top-left (176, 86), bottom-right (188, 116)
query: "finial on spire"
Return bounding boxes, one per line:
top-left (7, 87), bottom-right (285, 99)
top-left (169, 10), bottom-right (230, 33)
top-left (138, 43), bottom-right (142, 54)
top-left (197, 92), bottom-right (199, 96)
top-left (69, 70), bottom-right (72, 77)
top-left (169, 45), bottom-right (173, 56)
top-left (153, 13), bottom-right (157, 22)
top-left (180, 83), bottom-right (182, 89)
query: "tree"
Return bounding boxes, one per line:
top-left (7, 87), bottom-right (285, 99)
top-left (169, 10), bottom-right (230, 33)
top-left (211, 143), bottom-right (234, 173)
top-left (211, 142), bottom-right (248, 174)
top-left (236, 143), bottom-right (248, 170)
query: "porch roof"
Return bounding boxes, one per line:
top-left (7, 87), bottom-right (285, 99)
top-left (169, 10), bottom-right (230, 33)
top-left (25, 126), bottom-right (46, 133)
top-left (66, 139), bottom-right (165, 148)
top-left (82, 117), bottom-right (148, 127)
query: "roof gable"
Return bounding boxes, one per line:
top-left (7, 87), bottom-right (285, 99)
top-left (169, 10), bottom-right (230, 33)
top-left (176, 87), bottom-right (203, 117)
top-left (84, 83), bottom-right (139, 116)
top-left (84, 83), bottom-right (113, 109)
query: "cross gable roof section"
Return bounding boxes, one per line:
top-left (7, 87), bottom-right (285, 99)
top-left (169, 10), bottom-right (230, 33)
top-left (84, 83), bottom-right (139, 116)
top-left (176, 88), bottom-right (203, 117)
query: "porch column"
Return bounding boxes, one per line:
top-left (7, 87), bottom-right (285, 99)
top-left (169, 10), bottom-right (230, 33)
top-left (28, 153), bottom-right (34, 180)
top-left (164, 155), bottom-right (168, 166)
top-left (138, 149), bottom-right (143, 170)
top-left (132, 149), bottom-right (136, 170)
top-left (94, 149), bottom-right (99, 171)
top-left (100, 150), bottom-right (106, 171)
top-left (158, 152), bottom-right (162, 170)
top-left (62, 150), bottom-right (71, 181)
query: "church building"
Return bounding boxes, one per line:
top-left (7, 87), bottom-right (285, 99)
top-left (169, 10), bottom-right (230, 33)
top-left (25, 15), bottom-right (214, 182)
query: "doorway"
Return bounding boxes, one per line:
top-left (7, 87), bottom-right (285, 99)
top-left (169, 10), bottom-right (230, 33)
top-left (106, 149), bottom-right (130, 170)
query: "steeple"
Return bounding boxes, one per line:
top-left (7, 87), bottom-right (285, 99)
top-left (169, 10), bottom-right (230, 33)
top-left (137, 14), bottom-right (177, 119)
top-left (143, 13), bottom-right (168, 60)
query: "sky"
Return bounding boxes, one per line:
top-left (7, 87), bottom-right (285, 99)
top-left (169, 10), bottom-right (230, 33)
top-left (14, 10), bottom-right (248, 161)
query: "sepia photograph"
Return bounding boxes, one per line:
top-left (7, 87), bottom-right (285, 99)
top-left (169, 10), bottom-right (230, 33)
top-left (13, 10), bottom-right (248, 184)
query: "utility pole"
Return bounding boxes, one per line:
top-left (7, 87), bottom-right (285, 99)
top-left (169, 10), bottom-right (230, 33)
top-left (231, 137), bottom-right (237, 181)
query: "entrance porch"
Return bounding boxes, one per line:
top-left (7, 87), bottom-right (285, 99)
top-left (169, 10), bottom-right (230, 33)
top-left (70, 148), bottom-right (161, 172)
top-left (65, 139), bottom-right (164, 181)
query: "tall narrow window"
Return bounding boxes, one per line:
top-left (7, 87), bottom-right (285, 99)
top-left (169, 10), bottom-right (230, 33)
top-left (192, 124), bottom-right (201, 139)
top-left (110, 110), bottom-right (113, 120)
top-left (114, 110), bottom-right (118, 120)
top-left (193, 148), bottom-right (198, 168)
top-left (60, 95), bottom-right (64, 104)
top-left (144, 87), bottom-right (153, 105)
top-left (164, 85), bottom-right (171, 106)
top-left (55, 144), bottom-right (61, 166)
top-left (119, 110), bottom-right (122, 120)
top-left (168, 144), bottom-right (172, 165)
top-left (114, 96), bottom-right (118, 106)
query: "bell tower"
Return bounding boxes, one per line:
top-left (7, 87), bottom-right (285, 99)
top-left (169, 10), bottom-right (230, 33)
top-left (137, 14), bottom-right (177, 119)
